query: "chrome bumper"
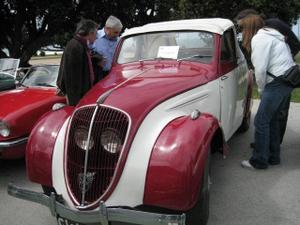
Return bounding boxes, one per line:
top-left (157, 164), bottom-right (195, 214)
top-left (8, 183), bottom-right (186, 225)
top-left (0, 137), bottom-right (28, 150)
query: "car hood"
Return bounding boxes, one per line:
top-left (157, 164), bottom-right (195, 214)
top-left (0, 87), bottom-right (65, 139)
top-left (79, 62), bottom-right (216, 118)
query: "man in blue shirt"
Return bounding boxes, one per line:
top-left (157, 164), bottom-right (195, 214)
top-left (93, 15), bottom-right (123, 78)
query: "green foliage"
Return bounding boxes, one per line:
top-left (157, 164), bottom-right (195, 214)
top-left (0, 0), bottom-right (299, 66)
top-left (291, 88), bottom-right (300, 102)
top-left (176, 0), bottom-right (300, 24)
top-left (0, 0), bottom-right (179, 66)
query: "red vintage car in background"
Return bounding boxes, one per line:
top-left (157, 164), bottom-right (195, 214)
top-left (0, 64), bottom-right (65, 159)
top-left (8, 18), bottom-right (253, 225)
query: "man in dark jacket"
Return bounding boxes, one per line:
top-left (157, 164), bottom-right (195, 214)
top-left (57, 19), bottom-right (98, 106)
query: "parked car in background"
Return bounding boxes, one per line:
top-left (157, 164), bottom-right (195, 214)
top-left (0, 72), bottom-right (16, 91)
top-left (0, 65), bottom-right (65, 159)
top-left (0, 58), bottom-right (20, 91)
top-left (8, 18), bottom-right (253, 225)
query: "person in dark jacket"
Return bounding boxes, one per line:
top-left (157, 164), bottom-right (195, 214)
top-left (57, 19), bottom-right (98, 106)
top-left (91, 52), bottom-right (105, 83)
top-left (235, 9), bottom-right (300, 145)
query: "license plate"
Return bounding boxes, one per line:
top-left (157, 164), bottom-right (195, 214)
top-left (57, 216), bottom-right (103, 225)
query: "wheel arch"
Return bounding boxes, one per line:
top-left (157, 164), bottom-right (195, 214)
top-left (26, 106), bottom-right (74, 186)
top-left (143, 112), bottom-right (225, 211)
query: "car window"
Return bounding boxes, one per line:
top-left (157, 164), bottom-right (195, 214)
top-left (22, 66), bottom-right (59, 87)
top-left (118, 31), bottom-right (215, 64)
top-left (220, 29), bottom-right (237, 61)
top-left (0, 72), bottom-right (14, 81)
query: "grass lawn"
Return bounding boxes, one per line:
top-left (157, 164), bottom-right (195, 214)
top-left (252, 53), bottom-right (300, 103)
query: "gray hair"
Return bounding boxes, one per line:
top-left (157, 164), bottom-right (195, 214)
top-left (105, 15), bottom-right (123, 30)
top-left (75, 19), bottom-right (98, 36)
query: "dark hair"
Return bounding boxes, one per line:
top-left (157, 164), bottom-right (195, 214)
top-left (239, 15), bottom-right (265, 53)
top-left (235, 9), bottom-right (267, 23)
top-left (75, 19), bottom-right (98, 36)
top-left (235, 9), bottom-right (259, 21)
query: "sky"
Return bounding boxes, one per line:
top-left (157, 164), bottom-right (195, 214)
top-left (292, 18), bottom-right (300, 38)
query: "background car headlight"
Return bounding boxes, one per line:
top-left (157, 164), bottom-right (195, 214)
top-left (101, 129), bottom-right (122, 154)
top-left (0, 121), bottom-right (10, 137)
top-left (74, 127), bottom-right (94, 151)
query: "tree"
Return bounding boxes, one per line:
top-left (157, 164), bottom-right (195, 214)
top-left (0, 0), bottom-right (78, 66)
top-left (1, 0), bottom-right (299, 66)
top-left (0, 0), bottom-right (179, 66)
top-left (177, 0), bottom-right (300, 25)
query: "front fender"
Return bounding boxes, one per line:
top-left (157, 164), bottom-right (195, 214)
top-left (26, 106), bottom-right (74, 186)
top-left (143, 113), bottom-right (220, 211)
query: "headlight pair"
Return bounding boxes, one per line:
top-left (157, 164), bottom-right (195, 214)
top-left (0, 121), bottom-right (10, 137)
top-left (74, 127), bottom-right (122, 154)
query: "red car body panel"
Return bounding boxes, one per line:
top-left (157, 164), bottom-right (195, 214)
top-left (144, 114), bottom-right (219, 211)
top-left (26, 106), bottom-right (74, 186)
top-left (0, 87), bottom-right (66, 159)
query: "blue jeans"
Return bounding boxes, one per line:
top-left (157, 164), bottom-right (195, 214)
top-left (250, 79), bottom-right (293, 169)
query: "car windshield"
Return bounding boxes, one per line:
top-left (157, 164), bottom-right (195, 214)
top-left (0, 72), bottom-right (15, 81)
top-left (118, 31), bottom-right (215, 64)
top-left (21, 65), bottom-right (59, 87)
top-left (0, 58), bottom-right (20, 77)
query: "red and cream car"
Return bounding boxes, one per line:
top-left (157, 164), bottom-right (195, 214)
top-left (8, 18), bottom-right (253, 225)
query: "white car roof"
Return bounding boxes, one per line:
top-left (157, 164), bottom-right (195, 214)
top-left (122, 18), bottom-right (234, 37)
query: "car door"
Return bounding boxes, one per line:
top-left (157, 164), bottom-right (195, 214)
top-left (219, 28), bottom-right (244, 141)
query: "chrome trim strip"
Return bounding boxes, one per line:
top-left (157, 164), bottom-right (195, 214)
top-left (0, 137), bottom-right (28, 149)
top-left (81, 106), bottom-right (99, 206)
top-left (8, 183), bottom-right (185, 225)
top-left (96, 68), bottom-right (151, 104)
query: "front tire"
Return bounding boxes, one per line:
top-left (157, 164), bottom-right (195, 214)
top-left (186, 154), bottom-right (210, 225)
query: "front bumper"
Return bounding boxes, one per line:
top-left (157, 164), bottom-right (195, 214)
top-left (8, 183), bottom-right (186, 225)
top-left (0, 137), bottom-right (28, 150)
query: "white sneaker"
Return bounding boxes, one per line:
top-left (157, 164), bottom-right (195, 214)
top-left (241, 160), bottom-right (254, 169)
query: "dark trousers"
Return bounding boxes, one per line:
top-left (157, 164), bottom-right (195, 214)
top-left (250, 80), bottom-right (293, 169)
top-left (278, 94), bottom-right (291, 144)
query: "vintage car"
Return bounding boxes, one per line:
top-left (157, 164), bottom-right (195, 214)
top-left (0, 64), bottom-right (65, 159)
top-left (0, 58), bottom-right (20, 91)
top-left (8, 18), bottom-right (253, 225)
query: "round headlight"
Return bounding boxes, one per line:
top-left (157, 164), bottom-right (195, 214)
top-left (100, 129), bottom-right (122, 154)
top-left (0, 121), bottom-right (10, 137)
top-left (74, 127), bottom-right (94, 151)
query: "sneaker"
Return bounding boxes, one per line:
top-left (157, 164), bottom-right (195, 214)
top-left (241, 160), bottom-right (255, 169)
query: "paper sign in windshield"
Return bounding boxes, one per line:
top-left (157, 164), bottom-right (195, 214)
top-left (157, 46), bottom-right (179, 59)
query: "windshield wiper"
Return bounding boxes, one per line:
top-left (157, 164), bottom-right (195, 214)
top-left (177, 55), bottom-right (212, 62)
top-left (19, 83), bottom-right (28, 88)
top-left (139, 57), bottom-right (176, 66)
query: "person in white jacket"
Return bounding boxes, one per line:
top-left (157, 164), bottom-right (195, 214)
top-left (239, 15), bottom-right (295, 169)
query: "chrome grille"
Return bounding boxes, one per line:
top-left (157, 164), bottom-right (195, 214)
top-left (66, 105), bottom-right (129, 207)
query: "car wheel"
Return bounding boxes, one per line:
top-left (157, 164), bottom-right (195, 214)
top-left (186, 154), bottom-right (210, 225)
top-left (238, 110), bottom-right (251, 132)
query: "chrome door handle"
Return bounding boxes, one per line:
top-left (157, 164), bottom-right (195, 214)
top-left (221, 76), bottom-right (228, 80)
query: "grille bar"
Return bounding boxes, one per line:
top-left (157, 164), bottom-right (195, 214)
top-left (81, 106), bottom-right (99, 206)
